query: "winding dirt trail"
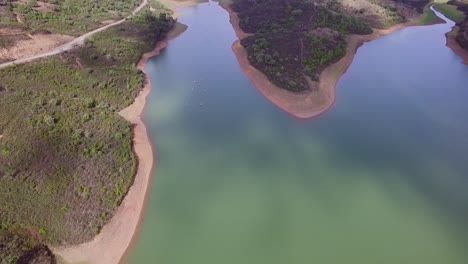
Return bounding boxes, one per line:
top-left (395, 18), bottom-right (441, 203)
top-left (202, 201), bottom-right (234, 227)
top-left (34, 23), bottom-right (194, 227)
top-left (0, 0), bottom-right (148, 70)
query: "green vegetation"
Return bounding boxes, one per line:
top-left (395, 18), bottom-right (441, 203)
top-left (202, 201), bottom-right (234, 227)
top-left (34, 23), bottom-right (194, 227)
top-left (0, 229), bottom-right (56, 264)
top-left (443, 0), bottom-right (468, 50)
top-left (419, 4), bottom-right (441, 24)
top-left (340, 0), bottom-right (417, 29)
top-left (419, 0), bottom-right (466, 26)
top-left (231, 0), bottom-right (433, 92)
top-left (304, 31), bottom-right (346, 79)
top-left (146, 0), bottom-right (175, 16)
top-left (315, 8), bottom-right (373, 34)
top-left (0, 0), bottom-right (141, 35)
top-left (233, 0), bottom-right (372, 91)
top-left (435, 3), bottom-right (465, 22)
top-left (0, 9), bottom-right (175, 262)
top-left (0, 2), bottom-right (20, 28)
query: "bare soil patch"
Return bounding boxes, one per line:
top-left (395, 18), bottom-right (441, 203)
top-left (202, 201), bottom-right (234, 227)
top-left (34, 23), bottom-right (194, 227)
top-left (0, 29), bottom-right (73, 62)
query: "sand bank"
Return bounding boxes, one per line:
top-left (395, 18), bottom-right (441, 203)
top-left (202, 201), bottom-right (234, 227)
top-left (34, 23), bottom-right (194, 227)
top-left (222, 2), bottom-right (442, 119)
top-left (53, 22), bottom-right (187, 264)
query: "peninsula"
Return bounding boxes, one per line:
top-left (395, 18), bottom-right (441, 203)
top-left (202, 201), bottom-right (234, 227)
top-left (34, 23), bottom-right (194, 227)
top-left (222, 0), bottom-right (467, 118)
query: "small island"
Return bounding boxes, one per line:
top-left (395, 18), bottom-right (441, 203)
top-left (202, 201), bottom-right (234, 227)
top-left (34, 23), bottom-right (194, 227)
top-left (222, 0), bottom-right (467, 118)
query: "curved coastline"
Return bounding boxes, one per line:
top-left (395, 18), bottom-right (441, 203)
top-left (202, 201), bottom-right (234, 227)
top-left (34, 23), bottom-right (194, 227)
top-left (432, 4), bottom-right (468, 64)
top-left (222, 2), bottom-right (445, 119)
top-left (446, 28), bottom-right (468, 64)
top-left (53, 22), bottom-right (188, 264)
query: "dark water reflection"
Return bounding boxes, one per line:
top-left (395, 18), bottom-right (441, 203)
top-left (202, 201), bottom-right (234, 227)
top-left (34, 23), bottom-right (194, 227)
top-left (130, 4), bottom-right (468, 264)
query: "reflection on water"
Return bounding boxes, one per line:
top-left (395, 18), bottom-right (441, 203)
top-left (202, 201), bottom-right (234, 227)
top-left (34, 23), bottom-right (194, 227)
top-left (130, 3), bottom-right (468, 264)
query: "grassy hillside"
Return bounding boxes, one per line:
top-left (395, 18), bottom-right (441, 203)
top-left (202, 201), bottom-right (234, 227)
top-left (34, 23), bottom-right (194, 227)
top-left (0, 10), bottom-right (174, 263)
top-left (436, 2), bottom-right (465, 22)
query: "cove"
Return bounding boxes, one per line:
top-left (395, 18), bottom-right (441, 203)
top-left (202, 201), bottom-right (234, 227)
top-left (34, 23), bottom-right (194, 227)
top-left (129, 3), bottom-right (468, 264)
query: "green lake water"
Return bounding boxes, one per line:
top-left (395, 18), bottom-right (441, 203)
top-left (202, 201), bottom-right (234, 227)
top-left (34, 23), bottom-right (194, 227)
top-left (129, 4), bottom-right (468, 263)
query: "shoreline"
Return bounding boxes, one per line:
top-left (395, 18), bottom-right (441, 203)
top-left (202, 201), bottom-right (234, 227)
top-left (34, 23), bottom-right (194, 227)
top-left (445, 27), bottom-right (468, 65)
top-left (53, 22), bottom-right (188, 264)
top-left (433, 3), bottom-right (468, 65)
top-left (222, 3), bottom-right (444, 119)
top-left (118, 23), bottom-right (188, 264)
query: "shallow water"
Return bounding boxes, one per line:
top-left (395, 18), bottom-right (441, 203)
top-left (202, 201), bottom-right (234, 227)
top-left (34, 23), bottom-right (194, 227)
top-left (129, 4), bottom-right (468, 263)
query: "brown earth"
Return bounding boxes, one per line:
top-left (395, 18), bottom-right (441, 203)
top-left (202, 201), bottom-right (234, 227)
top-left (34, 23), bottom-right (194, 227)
top-left (0, 31), bottom-right (74, 62)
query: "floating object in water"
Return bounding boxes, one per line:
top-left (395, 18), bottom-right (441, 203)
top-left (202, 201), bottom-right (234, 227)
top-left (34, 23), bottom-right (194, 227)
top-left (199, 102), bottom-right (204, 107)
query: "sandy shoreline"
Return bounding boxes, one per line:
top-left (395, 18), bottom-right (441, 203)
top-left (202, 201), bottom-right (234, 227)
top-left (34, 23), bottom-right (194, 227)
top-left (222, 3), bottom-right (445, 119)
top-left (53, 22), bottom-right (188, 264)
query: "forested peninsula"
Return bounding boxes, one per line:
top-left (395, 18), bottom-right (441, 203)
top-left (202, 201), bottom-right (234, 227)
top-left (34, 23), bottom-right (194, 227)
top-left (223, 0), bottom-right (467, 117)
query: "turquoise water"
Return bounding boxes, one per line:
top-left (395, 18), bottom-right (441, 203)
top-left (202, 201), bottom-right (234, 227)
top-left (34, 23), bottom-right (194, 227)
top-left (129, 4), bottom-right (468, 264)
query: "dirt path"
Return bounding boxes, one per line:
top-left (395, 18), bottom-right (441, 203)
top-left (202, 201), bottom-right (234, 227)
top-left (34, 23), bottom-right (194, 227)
top-left (0, 0), bottom-right (148, 70)
top-left (0, 34), bottom-right (75, 63)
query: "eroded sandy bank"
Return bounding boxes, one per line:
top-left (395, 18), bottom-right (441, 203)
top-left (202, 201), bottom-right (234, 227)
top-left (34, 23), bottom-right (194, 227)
top-left (53, 22), bottom-right (187, 264)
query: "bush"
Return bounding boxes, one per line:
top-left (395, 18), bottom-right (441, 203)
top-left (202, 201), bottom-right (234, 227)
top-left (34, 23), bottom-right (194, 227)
top-left (0, 11), bottom-right (175, 248)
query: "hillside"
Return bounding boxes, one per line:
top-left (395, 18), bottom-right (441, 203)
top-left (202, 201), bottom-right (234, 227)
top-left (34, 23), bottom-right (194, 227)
top-left (0, 10), bottom-right (175, 263)
top-left (0, 0), bottom-right (172, 63)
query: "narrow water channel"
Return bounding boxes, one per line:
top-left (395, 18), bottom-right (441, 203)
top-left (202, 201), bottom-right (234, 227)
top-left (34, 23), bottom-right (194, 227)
top-left (130, 3), bottom-right (468, 263)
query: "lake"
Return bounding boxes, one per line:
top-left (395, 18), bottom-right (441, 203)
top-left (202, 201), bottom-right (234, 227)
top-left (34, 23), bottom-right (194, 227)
top-left (129, 3), bottom-right (468, 263)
